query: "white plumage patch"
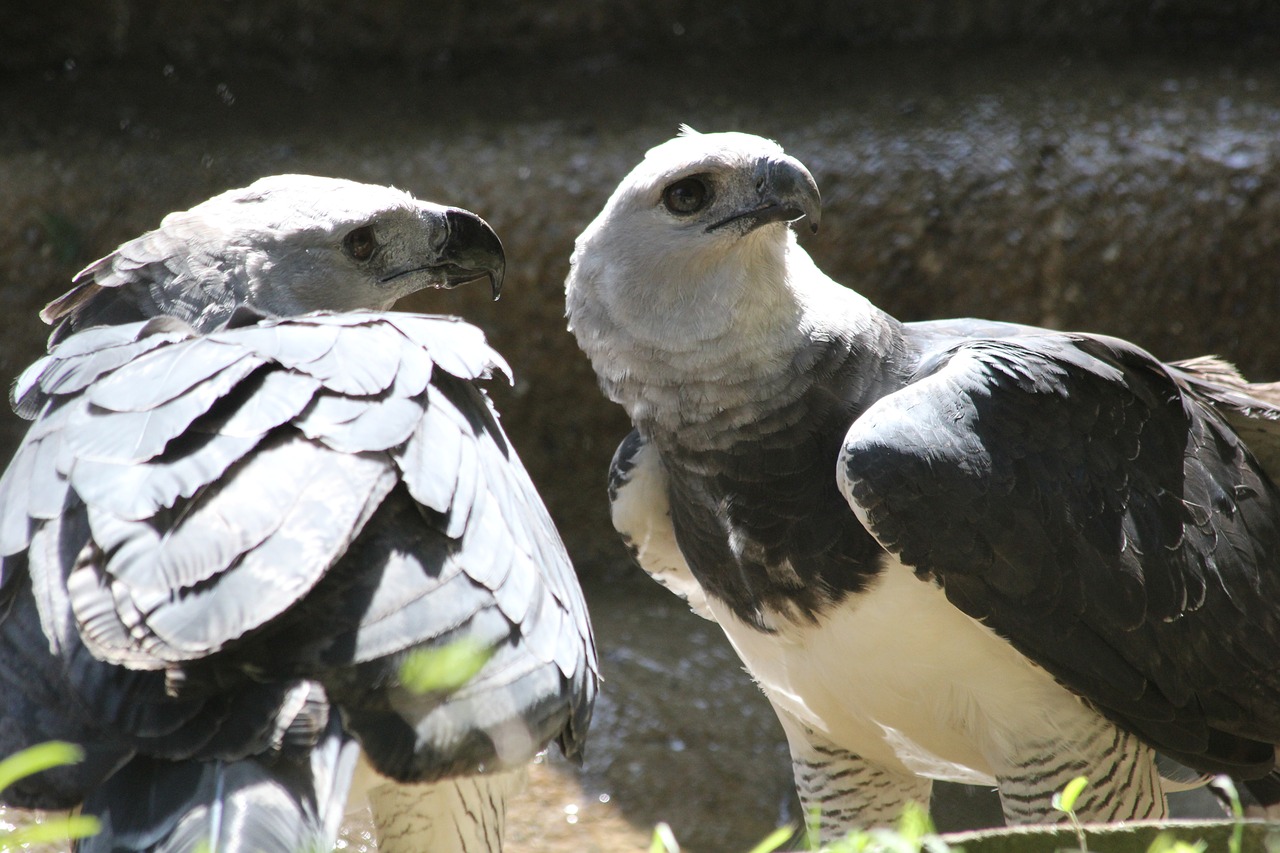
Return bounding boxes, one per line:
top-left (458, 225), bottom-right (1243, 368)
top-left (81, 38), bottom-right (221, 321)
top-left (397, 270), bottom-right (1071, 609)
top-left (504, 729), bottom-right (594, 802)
top-left (611, 437), bottom-right (1109, 788)
top-left (610, 437), bottom-right (714, 620)
top-left (618, 449), bottom-right (1174, 825)
top-left (708, 554), bottom-right (1108, 787)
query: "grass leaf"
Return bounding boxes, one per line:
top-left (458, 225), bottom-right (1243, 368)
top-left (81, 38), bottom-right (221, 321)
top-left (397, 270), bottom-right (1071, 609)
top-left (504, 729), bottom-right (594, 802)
top-left (399, 639), bottom-right (493, 694)
top-left (2, 814), bottom-right (101, 846)
top-left (1052, 776), bottom-right (1091, 853)
top-left (1053, 775), bottom-right (1089, 815)
top-left (0, 742), bottom-right (85, 796)
top-left (745, 825), bottom-right (796, 853)
top-left (1145, 832), bottom-right (1208, 853)
top-left (650, 821), bottom-right (680, 853)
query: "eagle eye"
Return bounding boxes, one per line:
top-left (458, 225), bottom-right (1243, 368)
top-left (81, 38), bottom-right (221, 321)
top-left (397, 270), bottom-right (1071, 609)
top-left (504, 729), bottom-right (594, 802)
top-left (662, 177), bottom-right (711, 215)
top-left (343, 225), bottom-right (377, 262)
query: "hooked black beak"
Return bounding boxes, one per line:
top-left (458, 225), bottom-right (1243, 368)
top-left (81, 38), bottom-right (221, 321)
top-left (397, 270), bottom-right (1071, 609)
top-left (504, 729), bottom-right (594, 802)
top-left (384, 206), bottom-right (506, 300)
top-left (437, 208), bottom-right (506, 300)
top-left (707, 154), bottom-right (822, 236)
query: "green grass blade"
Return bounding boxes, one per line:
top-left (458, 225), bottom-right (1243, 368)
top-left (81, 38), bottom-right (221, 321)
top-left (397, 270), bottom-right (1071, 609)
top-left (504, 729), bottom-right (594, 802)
top-left (1, 814), bottom-right (101, 847)
top-left (649, 821), bottom-right (680, 853)
top-left (399, 639), bottom-right (493, 694)
top-left (0, 742), bottom-right (85, 795)
top-left (895, 801), bottom-right (934, 841)
top-left (746, 825), bottom-right (796, 853)
top-left (1053, 776), bottom-right (1089, 814)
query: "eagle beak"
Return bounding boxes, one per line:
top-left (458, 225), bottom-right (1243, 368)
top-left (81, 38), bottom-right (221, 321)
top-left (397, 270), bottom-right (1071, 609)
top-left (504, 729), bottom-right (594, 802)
top-left (385, 206), bottom-right (506, 300)
top-left (435, 208), bottom-right (506, 301)
top-left (707, 154), bottom-right (823, 236)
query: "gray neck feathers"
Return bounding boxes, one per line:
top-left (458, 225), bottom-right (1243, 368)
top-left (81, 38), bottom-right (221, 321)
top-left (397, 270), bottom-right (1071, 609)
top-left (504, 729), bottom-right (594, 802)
top-left (569, 239), bottom-right (904, 452)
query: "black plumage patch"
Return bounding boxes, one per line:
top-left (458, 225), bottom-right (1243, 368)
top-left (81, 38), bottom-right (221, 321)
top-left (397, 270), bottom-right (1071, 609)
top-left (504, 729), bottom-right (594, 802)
top-left (841, 329), bottom-right (1280, 780)
top-left (652, 338), bottom-right (892, 627)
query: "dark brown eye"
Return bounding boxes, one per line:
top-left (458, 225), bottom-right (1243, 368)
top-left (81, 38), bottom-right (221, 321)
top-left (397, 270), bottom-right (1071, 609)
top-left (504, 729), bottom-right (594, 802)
top-left (662, 177), bottom-right (710, 215)
top-left (344, 225), bottom-right (377, 262)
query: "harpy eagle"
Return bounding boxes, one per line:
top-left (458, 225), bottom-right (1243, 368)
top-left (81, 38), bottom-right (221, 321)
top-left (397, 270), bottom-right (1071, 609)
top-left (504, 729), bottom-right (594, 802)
top-left (565, 128), bottom-right (1280, 836)
top-left (0, 175), bottom-right (598, 852)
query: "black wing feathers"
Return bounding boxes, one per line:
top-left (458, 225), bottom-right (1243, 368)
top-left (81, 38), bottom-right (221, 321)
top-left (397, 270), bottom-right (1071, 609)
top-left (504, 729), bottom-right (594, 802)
top-left (841, 330), bottom-right (1280, 777)
top-left (78, 713), bottom-right (360, 853)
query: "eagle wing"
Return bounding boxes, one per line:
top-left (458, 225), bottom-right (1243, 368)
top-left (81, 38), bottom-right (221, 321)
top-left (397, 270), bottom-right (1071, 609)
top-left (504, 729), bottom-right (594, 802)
top-left (607, 428), bottom-right (714, 620)
top-left (837, 326), bottom-right (1280, 778)
top-left (0, 311), bottom-right (597, 845)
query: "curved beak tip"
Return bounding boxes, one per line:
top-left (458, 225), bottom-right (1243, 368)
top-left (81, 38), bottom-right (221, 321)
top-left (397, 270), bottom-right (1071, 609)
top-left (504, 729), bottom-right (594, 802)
top-left (765, 154), bottom-right (822, 236)
top-left (439, 207), bottom-right (507, 300)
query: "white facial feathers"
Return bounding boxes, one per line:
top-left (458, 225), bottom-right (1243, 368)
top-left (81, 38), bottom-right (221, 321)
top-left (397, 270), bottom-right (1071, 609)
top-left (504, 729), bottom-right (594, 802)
top-left (51, 176), bottom-right (505, 338)
top-left (565, 130), bottom-right (843, 429)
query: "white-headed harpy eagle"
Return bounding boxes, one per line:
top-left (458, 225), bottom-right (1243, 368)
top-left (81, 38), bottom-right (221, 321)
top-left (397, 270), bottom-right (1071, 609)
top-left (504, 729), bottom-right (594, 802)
top-left (565, 128), bottom-right (1280, 837)
top-left (0, 175), bottom-right (598, 852)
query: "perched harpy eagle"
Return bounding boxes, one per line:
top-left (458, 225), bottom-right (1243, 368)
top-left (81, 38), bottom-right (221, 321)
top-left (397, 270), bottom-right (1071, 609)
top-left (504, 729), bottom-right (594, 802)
top-left (0, 175), bottom-right (598, 852)
top-left (566, 129), bottom-right (1280, 835)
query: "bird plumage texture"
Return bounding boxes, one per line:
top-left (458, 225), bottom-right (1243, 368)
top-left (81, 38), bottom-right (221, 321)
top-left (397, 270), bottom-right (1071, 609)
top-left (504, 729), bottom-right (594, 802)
top-left (566, 128), bottom-right (1280, 835)
top-left (0, 175), bottom-right (597, 852)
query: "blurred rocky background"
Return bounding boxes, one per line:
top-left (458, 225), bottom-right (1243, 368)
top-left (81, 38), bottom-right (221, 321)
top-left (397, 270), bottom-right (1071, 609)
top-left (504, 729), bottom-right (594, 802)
top-left (2, 2), bottom-right (1278, 849)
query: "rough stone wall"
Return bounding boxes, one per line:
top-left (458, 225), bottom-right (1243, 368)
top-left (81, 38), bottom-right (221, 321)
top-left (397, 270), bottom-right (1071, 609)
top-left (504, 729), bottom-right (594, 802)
top-left (6, 0), bottom-right (1280, 74)
top-left (2, 9), bottom-right (1279, 573)
top-left (3, 9), bottom-right (1278, 848)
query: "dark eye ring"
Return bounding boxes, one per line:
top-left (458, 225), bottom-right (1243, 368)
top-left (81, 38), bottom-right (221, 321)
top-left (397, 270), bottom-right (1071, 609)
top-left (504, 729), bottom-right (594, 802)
top-left (344, 225), bottom-right (377, 262)
top-left (662, 177), bottom-right (711, 215)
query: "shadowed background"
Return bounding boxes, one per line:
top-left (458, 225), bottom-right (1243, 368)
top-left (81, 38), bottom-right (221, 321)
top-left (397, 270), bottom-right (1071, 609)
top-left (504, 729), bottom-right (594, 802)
top-left (2, 3), bottom-right (1278, 849)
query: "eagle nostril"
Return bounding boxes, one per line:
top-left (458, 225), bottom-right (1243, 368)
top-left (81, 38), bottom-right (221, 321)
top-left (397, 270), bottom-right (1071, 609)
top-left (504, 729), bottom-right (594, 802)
top-left (753, 159), bottom-right (772, 196)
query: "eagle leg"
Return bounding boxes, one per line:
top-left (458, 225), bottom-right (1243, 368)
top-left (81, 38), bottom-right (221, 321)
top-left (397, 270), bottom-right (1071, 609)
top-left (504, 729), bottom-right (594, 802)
top-left (782, 718), bottom-right (933, 839)
top-left (993, 717), bottom-right (1166, 825)
top-left (358, 761), bottom-right (527, 853)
